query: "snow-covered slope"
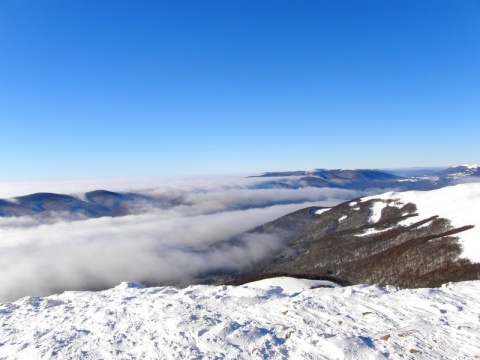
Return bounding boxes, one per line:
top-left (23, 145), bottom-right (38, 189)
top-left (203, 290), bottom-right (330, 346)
top-left (223, 182), bottom-right (480, 289)
top-left (439, 164), bottom-right (480, 180)
top-left (1, 278), bottom-right (480, 359)
top-left (362, 182), bottom-right (480, 263)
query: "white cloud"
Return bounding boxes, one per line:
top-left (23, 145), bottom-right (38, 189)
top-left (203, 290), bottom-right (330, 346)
top-left (0, 176), bottom-right (371, 301)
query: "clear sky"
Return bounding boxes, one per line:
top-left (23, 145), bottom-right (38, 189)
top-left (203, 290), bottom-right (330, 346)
top-left (0, 0), bottom-right (479, 181)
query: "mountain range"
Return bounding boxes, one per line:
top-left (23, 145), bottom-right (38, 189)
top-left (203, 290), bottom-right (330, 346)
top-left (0, 165), bottom-right (479, 220)
top-left (0, 190), bottom-right (167, 219)
top-left (250, 164), bottom-right (480, 191)
top-left (1, 165), bottom-right (479, 291)
top-left (1, 166), bottom-right (480, 358)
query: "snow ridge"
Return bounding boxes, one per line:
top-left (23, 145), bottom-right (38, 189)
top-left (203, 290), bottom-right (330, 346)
top-left (1, 278), bottom-right (480, 359)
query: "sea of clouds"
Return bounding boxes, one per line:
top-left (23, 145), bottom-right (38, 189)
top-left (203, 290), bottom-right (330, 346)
top-left (0, 175), bottom-right (370, 301)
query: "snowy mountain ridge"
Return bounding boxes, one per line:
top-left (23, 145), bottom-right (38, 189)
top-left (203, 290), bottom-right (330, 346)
top-left (206, 182), bottom-right (480, 289)
top-left (1, 165), bottom-right (478, 222)
top-left (460, 164), bottom-right (479, 169)
top-left (361, 182), bottom-right (480, 263)
top-left (250, 164), bottom-right (480, 191)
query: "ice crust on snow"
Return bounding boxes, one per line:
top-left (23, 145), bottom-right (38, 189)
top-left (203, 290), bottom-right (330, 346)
top-left (362, 183), bottom-right (480, 263)
top-left (1, 278), bottom-right (480, 359)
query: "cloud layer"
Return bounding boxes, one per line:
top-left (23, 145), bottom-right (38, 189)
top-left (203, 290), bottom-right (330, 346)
top-left (0, 176), bottom-right (368, 301)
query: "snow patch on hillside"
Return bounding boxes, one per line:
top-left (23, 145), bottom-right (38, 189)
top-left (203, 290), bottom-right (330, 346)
top-left (1, 278), bottom-right (479, 359)
top-left (368, 200), bottom-right (387, 223)
top-left (314, 208), bottom-right (330, 215)
top-left (462, 164), bottom-right (479, 169)
top-left (363, 183), bottom-right (480, 263)
top-left (356, 227), bottom-right (391, 237)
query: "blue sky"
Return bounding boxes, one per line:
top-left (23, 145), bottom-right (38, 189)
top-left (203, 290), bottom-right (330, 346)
top-left (0, 0), bottom-right (479, 181)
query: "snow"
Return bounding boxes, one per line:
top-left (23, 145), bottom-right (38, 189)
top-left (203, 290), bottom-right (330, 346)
top-left (348, 201), bottom-right (360, 211)
top-left (368, 200), bottom-right (387, 223)
top-left (356, 227), bottom-right (391, 237)
top-left (362, 183), bottom-right (480, 263)
top-left (115, 281), bottom-right (146, 290)
top-left (1, 278), bottom-right (480, 359)
top-left (461, 164), bottom-right (479, 169)
top-left (243, 277), bottom-right (342, 292)
top-left (314, 208), bottom-right (330, 215)
top-left (339, 215), bottom-right (347, 222)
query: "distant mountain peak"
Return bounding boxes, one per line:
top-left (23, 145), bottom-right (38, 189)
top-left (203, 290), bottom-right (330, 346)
top-left (439, 164), bottom-right (480, 178)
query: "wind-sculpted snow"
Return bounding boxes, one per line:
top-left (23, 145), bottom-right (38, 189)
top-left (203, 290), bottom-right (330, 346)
top-left (0, 278), bottom-right (479, 359)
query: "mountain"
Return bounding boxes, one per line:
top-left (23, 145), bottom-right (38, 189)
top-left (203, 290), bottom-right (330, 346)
top-left (83, 190), bottom-right (161, 217)
top-left (0, 199), bottom-right (36, 217)
top-left (250, 168), bottom-right (405, 190)
top-left (249, 165), bottom-right (480, 191)
top-left (194, 183), bottom-right (480, 289)
top-left (253, 168), bottom-right (400, 180)
top-left (1, 278), bottom-right (479, 359)
top-left (2, 177), bottom-right (480, 358)
top-left (1, 165), bottom-right (478, 221)
top-left (437, 164), bottom-right (480, 179)
top-left (14, 193), bottom-right (107, 218)
top-left (0, 190), bottom-right (163, 219)
top-left (383, 167), bottom-right (446, 177)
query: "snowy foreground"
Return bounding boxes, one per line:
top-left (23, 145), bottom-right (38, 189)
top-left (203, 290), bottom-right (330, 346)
top-left (1, 278), bottom-right (480, 359)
